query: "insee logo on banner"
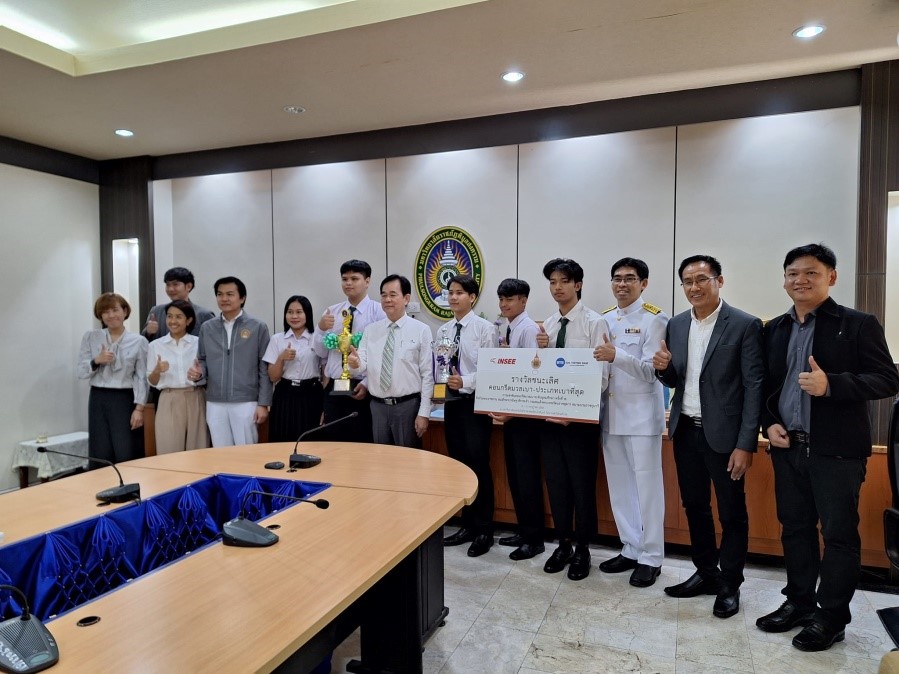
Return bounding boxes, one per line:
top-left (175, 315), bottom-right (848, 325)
top-left (491, 357), bottom-right (517, 365)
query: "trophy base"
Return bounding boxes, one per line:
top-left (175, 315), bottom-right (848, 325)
top-left (330, 378), bottom-right (353, 396)
top-left (432, 383), bottom-right (447, 401)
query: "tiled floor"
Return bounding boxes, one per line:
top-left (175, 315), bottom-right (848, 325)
top-left (332, 528), bottom-right (897, 673)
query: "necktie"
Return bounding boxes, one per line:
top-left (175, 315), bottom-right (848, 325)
top-left (505, 324), bottom-right (512, 346)
top-left (380, 323), bottom-right (397, 391)
top-left (451, 322), bottom-right (463, 373)
top-left (348, 305), bottom-right (357, 332)
top-left (556, 317), bottom-right (569, 348)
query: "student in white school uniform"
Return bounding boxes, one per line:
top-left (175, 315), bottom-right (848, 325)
top-left (439, 274), bottom-right (499, 558)
top-left (263, 295), bottom-right (324, 443)
top-left (146, 299), bottom-right (209, 453)
top-left (347, 275), bottom-right (433, 448)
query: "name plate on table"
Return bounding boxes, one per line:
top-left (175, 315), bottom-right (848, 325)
top-left (474, 348), bottom-right (603, 423)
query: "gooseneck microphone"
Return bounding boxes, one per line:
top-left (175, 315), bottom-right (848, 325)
top-left (35, 446), bottom-right (140, 504)
top-left (222, 490), bottom-right (330, 547)
top-left (289, 411), bottom-right (359, 469)
top-left (0, 584), bottom-right (59, 673)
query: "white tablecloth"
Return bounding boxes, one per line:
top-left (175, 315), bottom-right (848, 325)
top-left (12, 432), bottom-right (90, 480)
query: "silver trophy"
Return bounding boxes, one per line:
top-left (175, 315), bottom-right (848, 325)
top-left (432, 332), bottom-right (459, 401)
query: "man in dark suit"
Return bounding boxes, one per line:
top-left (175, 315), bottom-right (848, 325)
top-left (653, 254), bottom-right (764, 619)
top-left (757, 243), bottom-right (899, 651)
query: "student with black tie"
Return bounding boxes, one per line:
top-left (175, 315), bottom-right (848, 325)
top-left (439, 275), bottom-right (499, 557)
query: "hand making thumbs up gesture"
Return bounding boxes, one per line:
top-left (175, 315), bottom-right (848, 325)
top-left (346, 345), bottom-right (360, 370)
top-left (187, 358), bottom-right (203, 382)
top-left (153, 354), bottom-right (170, 375)
top-left (319, 308), bottom-right (335, 331)
top-left (535, 324), bottom-right (549, 348)
top-left (95, 343), bottom-right (115, 366)
top-left (798, 355), bottom-right (828, 396)
top-left (593, 332), bottom-right (616, 362)
top-left (653, 339), bottom-right (671, 371)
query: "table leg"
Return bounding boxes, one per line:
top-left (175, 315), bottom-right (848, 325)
top-left (19, 466), bottom-right (29, 489)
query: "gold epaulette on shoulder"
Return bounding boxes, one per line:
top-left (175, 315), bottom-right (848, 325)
top-left (642, 302), bottom-right (662, 315)
top-left (601, 305), bottom-right (617, 314)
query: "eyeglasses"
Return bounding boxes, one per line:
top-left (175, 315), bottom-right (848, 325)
top-left (680, 276), bottom-right (718, 288)
top-left (611, 276), bottom-right (641, 285)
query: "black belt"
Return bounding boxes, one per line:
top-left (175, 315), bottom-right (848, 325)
top-left (371, 393), bottom-right (420, 406)
top-left (681, 414), bottom-right (702, 428)
top-left (788, 430), bottom-right (810, 447)
top-left (286, 377), bottom-right (320, 388)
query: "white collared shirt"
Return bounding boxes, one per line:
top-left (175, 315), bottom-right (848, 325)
top-left (350, 314), bottom-right (434, 417)
top-left (507, 311), bottom-right (539, 348)
top-left (222, 310), bottom-right (244, 344)
top-left (147, 333), bottom-right (200, 389)
top-left (263, 330), bottom-right (320, 381)
top-left (542, 300), bottom-right (610, 395)
top-left (313, 296), bottom-right (387, 381)
top-left (681, 299), bottom-right (723, 418)
top-left (435, 311), bottom-right (498, 393)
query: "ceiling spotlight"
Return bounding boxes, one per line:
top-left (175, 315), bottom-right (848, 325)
top-left (502, 71), bottom-right (525, 83)
top-left (792, 25), bottom-right (825, 39)
top-left (283, 105), bottom-right (306, 114)
top-left (114, 129), bottom-right (134, 137)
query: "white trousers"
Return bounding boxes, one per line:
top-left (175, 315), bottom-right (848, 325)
top-left (206, 401), bottom-right (258, 447)
top-left (602, 433), bottom-right (665, 566)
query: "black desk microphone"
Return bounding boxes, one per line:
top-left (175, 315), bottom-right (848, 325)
top-left (289, 411), bottom-right (358, 469)
top-left (222, 490), bottom-right (329, 547)
top-left (35, 446), bottom-right (140, 504)
top-left (0, 584), bottom-right (59, 673)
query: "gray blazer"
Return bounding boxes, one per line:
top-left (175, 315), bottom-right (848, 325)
top-left (657, 302), bottom-right (764, 453)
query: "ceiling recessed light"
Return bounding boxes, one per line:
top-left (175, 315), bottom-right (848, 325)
top-left (283, 105), bottom-right (306, 114)
top-left (792, 25), bottom-right (825, 39)
top-left (502, 71), bottom-right (525, 83)
top-left (114, 129), bottom-right (134, 137)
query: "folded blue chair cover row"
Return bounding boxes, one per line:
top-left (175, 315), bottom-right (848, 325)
top-left (0, 474), bottom-right (329, 621)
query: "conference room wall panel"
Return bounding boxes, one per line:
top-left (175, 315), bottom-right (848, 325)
top-left (0, 164), bottom-right (100, 491)
top-left (386, 146), bottom-right (519, 333)
top-left (518, 128), bottom-right (678, 322)
top-left (271, 160), bottom-right (387, 328)
top-left (167, 171), bottom-right (276, 327)
top-left (674, 107), bottom-right (860, 320)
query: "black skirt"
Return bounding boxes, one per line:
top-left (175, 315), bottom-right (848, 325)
top-left (268, 378), bottom-right (324, 442)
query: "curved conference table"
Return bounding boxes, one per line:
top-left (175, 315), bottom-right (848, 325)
top-left (3, 442), bottom-right (477, 673)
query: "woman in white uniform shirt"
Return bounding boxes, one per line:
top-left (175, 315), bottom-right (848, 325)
top-left (147, 300), bottom-right (209, 453)
top-left (77, 293), bottom-right (148, 463)
top-left (263, 295), bottom-right (323, 442)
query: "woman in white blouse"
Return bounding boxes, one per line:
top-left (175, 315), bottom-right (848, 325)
top-left (146, 300), bottom-right (209, 454)
top-left (263, 295), bottom-right (323, 442)
top-left (77, 293), bottom-right (149, 463)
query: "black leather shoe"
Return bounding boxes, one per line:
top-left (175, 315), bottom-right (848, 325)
top-left (498, 533), bottom-right (523, 547)
top-left (756, 600), bottom-right (816, 633)
top-left (792, 622), bottom-right (845, 652)
top-left (543, 543), bottom-right (574, 573)
top-left (664, 571), bottom-right (721, 598)
top-left (629, 564), bottom-right (661, 587)
top-left (467, 534), bottom-right (493, 557)
top-left (567, 545), bottom-right (591, 581)
top-left (509, 542), bottom-right (545, 561)
top-left (443, 527), bottom-right (475, 546)
top-left (599, 554), bottom-right (639, 574)
top-left (713, 588), bottom-right (740, 619)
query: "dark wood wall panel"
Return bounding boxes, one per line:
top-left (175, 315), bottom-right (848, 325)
top-left (0, 135), bottom-right (98, 183)
top-left (98, 156), bottom-right (155, 321)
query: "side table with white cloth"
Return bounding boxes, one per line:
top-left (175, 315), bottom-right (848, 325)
top-left (12, 431), bottom-right (89, 489)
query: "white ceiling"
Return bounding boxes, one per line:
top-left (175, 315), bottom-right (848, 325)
top-left (1, 0), bottom-right (899, 161)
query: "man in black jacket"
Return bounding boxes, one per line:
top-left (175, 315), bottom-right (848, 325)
top-left (758, 243), bottom-right (899, 651)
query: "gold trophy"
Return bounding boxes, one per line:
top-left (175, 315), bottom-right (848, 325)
top-left (324, 309), bottom-right (362, 395)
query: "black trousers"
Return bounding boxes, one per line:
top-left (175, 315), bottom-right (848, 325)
top-left (771, 447), bottom-right (866, 629)
top-left (672, 419), bottom-right (748, 589)
top-left (89, 387), bottom-right (144, 464)
top-left (504, 418), bottom-right (545, 542)
top-left (540, 421), bottom-right (600, 545)
top-left (268, 379), bottom-right (324, 443)
top-left (322, 379), bottom-right (373, 443)
top-left (444, 396), bottom-right (494, 534)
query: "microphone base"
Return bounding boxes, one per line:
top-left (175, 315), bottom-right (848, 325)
top-left (289, 453), bottom-right (321, 469)
top-left (222, 517), bottom-right (279, 547)
top-left (0, 614), bottom-right (59, 673)
top-left (95, 483), bottom-right (141, 504)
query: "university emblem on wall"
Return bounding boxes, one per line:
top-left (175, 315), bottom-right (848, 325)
top-left (414, 227), bottom-right (484, 320)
